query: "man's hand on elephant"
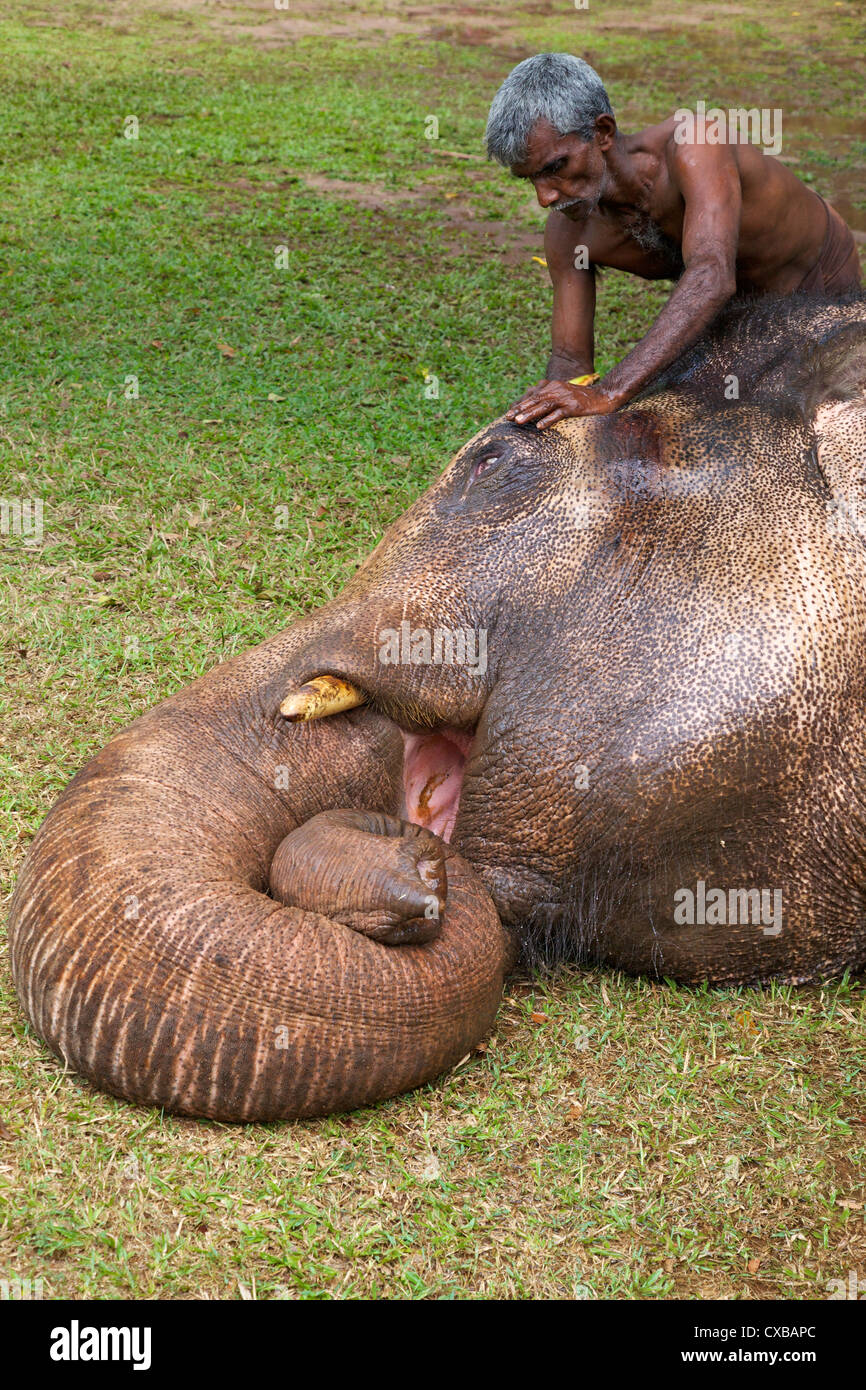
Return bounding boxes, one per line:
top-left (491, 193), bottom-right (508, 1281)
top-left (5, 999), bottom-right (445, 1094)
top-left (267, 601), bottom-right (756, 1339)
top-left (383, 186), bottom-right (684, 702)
top-left (506, 379), bottom-right (622, 429)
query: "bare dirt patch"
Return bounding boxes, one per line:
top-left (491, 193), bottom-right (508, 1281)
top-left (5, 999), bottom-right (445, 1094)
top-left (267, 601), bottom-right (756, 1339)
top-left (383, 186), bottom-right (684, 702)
top-left (243, 168), bottom-right (547, 268)
top-left (86, 0), bottom-right (757, 49)
top-left (87, 0), bottom-right (535, 45)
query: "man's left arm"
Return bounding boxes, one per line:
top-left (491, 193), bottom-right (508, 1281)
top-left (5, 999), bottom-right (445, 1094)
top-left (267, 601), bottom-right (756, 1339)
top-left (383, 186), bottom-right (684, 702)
top-left (512, 145), bottom-right (743, 429)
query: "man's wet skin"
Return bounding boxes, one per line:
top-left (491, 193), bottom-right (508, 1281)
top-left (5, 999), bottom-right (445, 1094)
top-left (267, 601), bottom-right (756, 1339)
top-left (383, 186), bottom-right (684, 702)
top-left (506, 115), bottom-right (854, 429)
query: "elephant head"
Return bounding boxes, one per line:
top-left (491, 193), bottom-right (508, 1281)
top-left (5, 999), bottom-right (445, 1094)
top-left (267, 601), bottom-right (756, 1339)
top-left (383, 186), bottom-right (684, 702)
top-left (8, 292), bottom-right (866, 1121)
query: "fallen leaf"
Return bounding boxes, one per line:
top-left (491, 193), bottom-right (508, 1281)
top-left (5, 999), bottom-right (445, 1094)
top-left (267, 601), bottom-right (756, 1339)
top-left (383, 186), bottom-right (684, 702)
top-left (530, 1011), bottom-right (548, 1024)
top-left (837, 1198), bottom-right (863, 1210)
top-left (267, 392), bottom-right (286, 402)
top-left (600, 982), bottom-right (611, 1007)
top-left (747, 1257), bottom-right (761, 1274)
top-left (217, 342), bottom-right (236, 358)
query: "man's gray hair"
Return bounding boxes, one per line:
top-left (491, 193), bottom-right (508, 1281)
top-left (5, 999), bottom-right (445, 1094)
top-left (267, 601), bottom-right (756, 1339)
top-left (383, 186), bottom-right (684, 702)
top-left (485, 52), bottom-right (614, 166)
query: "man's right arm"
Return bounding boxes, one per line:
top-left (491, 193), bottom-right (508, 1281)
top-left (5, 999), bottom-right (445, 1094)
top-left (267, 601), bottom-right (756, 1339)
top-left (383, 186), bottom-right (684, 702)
top-left (544, 211), bottom-right (597, 380)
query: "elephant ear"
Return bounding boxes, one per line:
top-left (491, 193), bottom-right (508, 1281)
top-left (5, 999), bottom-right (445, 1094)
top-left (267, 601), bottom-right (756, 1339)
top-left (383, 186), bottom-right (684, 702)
top-left (798, 320), bottom-right (866, 531)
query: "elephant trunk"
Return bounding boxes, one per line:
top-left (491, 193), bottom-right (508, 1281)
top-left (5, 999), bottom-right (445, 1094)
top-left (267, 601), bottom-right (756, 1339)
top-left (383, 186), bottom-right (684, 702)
top-left (8, 614), bottom-right (511, 1122)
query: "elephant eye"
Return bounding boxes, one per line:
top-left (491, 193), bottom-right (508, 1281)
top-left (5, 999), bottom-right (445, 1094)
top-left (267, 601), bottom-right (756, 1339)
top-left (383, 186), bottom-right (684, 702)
top-left (470, 452), bottom-right (501, 482)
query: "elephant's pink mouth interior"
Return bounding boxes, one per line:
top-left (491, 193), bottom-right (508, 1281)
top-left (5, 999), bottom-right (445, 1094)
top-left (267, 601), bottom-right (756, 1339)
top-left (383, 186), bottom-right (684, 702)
top-left (401, 727), bottom-right (473, 842)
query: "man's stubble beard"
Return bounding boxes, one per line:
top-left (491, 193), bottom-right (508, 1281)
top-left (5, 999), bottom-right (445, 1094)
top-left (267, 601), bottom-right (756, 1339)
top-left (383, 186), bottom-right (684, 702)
top-left (554, 194), bottom-right (601, 218)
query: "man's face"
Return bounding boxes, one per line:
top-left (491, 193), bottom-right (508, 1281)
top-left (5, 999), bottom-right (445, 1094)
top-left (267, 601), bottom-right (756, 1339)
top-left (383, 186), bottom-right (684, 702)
top-left (511, 118), bottom-right (608, 219)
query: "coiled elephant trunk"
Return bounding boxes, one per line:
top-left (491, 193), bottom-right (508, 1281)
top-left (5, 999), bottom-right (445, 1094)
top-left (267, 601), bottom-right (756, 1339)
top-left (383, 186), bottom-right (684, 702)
top-left (8, 612), bottom-right (512, 1122)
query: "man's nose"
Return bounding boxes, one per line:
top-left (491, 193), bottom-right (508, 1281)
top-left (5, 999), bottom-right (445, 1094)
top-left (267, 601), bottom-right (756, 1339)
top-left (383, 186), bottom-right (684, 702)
top-left (535, 181), bottom-right (560, 208)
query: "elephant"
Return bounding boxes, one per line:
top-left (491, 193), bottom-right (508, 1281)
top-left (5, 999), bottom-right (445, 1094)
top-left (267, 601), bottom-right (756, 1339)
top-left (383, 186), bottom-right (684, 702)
top-left (8, 291), bottom-right (866, 1123)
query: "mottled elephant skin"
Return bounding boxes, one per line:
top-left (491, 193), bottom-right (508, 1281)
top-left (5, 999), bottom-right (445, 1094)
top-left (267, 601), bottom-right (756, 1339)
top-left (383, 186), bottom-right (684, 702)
top-left (8, 293), bottom-right (866, 1121)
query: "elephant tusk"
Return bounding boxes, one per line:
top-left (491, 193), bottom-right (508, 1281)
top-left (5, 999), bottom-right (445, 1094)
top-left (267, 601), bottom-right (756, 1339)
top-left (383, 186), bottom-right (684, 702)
top-left (279, 674), bottom-right (368, 722)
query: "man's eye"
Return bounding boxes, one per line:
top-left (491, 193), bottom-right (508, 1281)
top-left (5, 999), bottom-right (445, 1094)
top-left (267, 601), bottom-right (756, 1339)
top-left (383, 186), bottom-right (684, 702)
top-left (471, 453), bottom-right (501, 481)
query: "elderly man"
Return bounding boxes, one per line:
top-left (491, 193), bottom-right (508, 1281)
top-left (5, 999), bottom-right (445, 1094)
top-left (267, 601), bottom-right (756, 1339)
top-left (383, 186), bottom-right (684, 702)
top-left (485, 53), bottom-right (862, 429)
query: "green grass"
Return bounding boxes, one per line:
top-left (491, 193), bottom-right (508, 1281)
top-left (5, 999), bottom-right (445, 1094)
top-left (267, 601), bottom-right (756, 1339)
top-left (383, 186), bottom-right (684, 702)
top-left (1, 0), bottom-right (865, 1301)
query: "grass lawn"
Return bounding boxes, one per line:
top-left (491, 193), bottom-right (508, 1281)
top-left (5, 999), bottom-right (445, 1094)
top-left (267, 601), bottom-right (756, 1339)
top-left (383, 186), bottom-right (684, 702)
top-left (1, 0), bottom-right (865, 1300)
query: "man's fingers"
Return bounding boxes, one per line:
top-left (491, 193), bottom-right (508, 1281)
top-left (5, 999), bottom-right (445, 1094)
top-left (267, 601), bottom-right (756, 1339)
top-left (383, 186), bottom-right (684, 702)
top-left (506, 380), bottom-right (550, 418)
top-left (513, 388), bottom-right (569, 422)
top-left (535, 407), bottom-right (568, 430)
top-left (509, 381), bottom-right (611, 427)
top-left (512, 398), bottom-right (556, 423)
top-left (507, 392), bottom-right (544, 416)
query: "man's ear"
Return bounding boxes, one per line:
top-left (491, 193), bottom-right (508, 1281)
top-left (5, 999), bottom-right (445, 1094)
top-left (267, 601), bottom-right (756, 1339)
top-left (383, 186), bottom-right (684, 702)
top-left (594, 113), bottom-right (617, 149)
top-left (796, 320), bottom-right (866, 521)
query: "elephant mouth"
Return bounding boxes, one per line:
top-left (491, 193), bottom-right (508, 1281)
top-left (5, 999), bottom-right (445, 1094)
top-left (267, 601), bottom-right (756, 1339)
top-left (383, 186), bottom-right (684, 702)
top-left (400, 726), bottom-right (474, 841)
top-left (281, 663), bottom-right (485, 844)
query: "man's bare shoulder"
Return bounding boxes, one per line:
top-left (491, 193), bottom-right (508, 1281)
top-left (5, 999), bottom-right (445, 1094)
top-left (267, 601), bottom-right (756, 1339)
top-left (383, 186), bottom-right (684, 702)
top-left (659, 119), bottom-right (797, 199)
top-left (662, 130), bottom-right (820, 224)
top-left (662, 125), bottom-right (740, 183)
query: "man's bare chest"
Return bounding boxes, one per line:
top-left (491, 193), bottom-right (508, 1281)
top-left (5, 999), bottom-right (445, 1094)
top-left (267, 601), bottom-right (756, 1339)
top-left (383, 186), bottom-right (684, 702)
top-left (585, 210), bottom-right (685, 281)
